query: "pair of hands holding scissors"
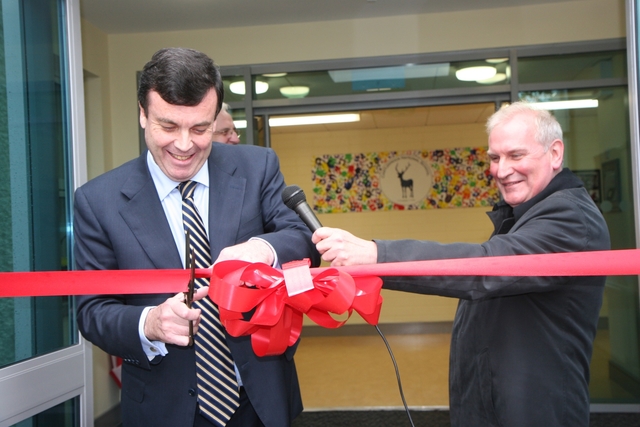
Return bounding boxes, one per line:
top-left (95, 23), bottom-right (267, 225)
top-left (143, 237), bottom-right (275, 347)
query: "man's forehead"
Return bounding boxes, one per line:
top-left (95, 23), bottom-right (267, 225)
top-left (215, 111), bottom-right (235, 126)
top-left (488, 133), bottom-right (535, 155)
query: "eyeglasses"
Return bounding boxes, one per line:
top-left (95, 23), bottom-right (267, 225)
top-left (213, 128), bottom-right (239, 137)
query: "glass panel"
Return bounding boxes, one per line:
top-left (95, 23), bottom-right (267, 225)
top-left (520, 87), bottom-right (640, 404)
top-left (519, 50), bottom-right (627, 84)
top-left (269, 102), bottom-right (496, 217)
top-left (254, 58), bottom-right (510, 100)
top-left (10, 397), bottom-right (78, 427)
top-left (0, 0), bottom-right (75, 368)
top-left (222, 74), bottom-right (246, 103)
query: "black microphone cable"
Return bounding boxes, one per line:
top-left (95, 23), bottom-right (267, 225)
top-left (282, 184), bottom-right (417, 426)
top-left (375, 325), bottom-right (416, 427)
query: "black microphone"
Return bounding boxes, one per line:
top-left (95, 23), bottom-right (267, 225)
top-left (281, 185), bottom-right (323, 232)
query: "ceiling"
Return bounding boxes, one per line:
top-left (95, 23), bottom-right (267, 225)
top-left (78, 0), bottom-right (599, 133)
top-left (80, 0), bottom-right (580, 35)
top-left (269, 104), bottom-right (496, 134)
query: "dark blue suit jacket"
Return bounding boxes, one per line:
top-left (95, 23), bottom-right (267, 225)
top-left (75, 143), bottom-right (319, 427)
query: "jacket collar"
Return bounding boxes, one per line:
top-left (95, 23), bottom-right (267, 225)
top-left (488, 168), bottom-right (583, 234)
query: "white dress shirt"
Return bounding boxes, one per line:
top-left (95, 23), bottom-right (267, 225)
top-left (137, 151), bottom-right (276, 385)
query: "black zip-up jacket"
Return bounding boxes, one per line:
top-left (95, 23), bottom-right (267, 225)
top-left (376, 168), bottom-right (610, 427)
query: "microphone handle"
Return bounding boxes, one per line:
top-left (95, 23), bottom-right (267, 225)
top-left (295, 202), bottom-right (323, 232)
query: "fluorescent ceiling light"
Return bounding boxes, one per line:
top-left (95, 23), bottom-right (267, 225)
top-left (233, 114), bottom-right (360, 129)
top-left (529, 99), bottom-right (599, 110)
top-left (455, 66), bottom-right (497, 82)
top-left (279, 86), bottom-right (310, 98)
top-left (486, 58), bottom-right (508, 64)
top-left (262, 73), bottom-right (287, 77)
top-left (269, 113), bottom-right (360, 127)
top-left (229, 81), bottom-right (269, 95)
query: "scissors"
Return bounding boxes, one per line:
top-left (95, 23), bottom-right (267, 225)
top-left (184, 229), bottom-right (196, 346)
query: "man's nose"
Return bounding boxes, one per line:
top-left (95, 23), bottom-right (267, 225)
top-left (228, 131), bottom-right (240, 144)
top-left (174, 129), bottom-right (192, 151)
top-left (494, 159), bottom-right (512, 179)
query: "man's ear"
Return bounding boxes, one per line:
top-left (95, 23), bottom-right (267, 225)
top-left (139, 102), bottom-right (147, 129)
top-left (549, 139), bottom-right (564, 170)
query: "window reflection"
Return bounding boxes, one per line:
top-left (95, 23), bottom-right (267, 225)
top-left (253, 59), bottom-right (511, 100)
top-left (519, 50), bottom-right (626, 84)
top-left (0, 0), bottom-right (75, 369)
top-left (520, 87), bottom-right (640, 404)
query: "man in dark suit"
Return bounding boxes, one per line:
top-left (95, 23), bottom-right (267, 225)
top-left (312, 102), bottom-right (610, 427)
top-left (75, 47), bottom-right (319, 427)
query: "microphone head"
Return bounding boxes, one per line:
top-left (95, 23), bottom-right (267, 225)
top-left (282, 185), bottom-right (306, 210)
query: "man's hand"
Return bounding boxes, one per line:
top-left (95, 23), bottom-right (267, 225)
top-left (215, 239), bottom-right (275, 265)
top-left (312, 227), bottom-right (377, 266)
top-left (144, 287), bottom-right (209, 346)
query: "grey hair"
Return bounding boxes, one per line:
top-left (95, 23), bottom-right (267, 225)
top-left (486, 102), bottom-right (563, 151)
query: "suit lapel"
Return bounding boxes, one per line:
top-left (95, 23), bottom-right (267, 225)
top-left (119, 154), bottom-right (182, 269)
top-left (208, 148), bottom-right (246, 257)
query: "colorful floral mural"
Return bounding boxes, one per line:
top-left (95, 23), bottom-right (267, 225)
top-left (312, 148), bottom-right (499, 213)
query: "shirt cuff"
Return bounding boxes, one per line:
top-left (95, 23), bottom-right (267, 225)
top-left (139, 306), bottom-right (168, 361)
top-left (249, 236), bottom-right (279, 267)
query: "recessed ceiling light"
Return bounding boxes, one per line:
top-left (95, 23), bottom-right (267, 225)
top-left (477, 73), bottom-right (507, 85)
top-left (229, 81), bottom-right (269, 95)
top-left (455, 66), bottom-right (497, 82)
top-left (263, 73), bottom-right (287, 77)
top-left (255, 81), bottom-right (268, 94)
top-left (279, 86), bottom-right (310, 98)
top-left (486, 58), bottom-right (508, 64)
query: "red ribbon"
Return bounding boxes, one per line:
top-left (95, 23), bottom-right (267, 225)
top-left (0, 268), bottom-right (190, 298)
top-left (306, 248), bottom-right (640, 278)
top-left (1, 249), bottom-right (639, 356)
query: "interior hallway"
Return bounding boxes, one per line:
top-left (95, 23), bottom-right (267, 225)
top-left (294, 326), bottom-right (630, 410)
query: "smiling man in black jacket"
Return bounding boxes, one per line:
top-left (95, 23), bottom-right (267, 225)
top-left (313, 102), bottom-right (610, 427)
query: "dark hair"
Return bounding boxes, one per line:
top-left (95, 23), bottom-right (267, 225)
top-left (137, 47), bottom-right (224, 117)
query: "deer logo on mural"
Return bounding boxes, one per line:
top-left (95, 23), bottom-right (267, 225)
top-left (396, 163), bottom-right (414, 198)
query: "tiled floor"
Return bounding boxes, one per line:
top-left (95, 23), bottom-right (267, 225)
top-left (294, 327), bottom-right (637, 410)
top-left (295, 331), bottom-right (450, 410)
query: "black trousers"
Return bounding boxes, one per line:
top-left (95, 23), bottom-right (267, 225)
top-left (193, 388), bottom-right (265, 427)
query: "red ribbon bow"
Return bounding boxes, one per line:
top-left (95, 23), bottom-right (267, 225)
top-left (207, 259), bottom-right (383, 357)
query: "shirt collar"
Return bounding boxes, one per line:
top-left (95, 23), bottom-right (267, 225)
top-left (146, 151), bottom-right (210, 201)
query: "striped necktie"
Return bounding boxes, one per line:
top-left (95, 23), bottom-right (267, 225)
top-left (179, 180), bottom-right (240, 427)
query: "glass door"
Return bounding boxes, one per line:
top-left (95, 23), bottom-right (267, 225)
top-left (0, 0), bottom-right (89, 425)
top-left (225, 38), bottom-right (638, 409)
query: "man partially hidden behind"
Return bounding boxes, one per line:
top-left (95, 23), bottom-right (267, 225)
top-left (313, 102), bottom-right (610, 427)
top-left (213, 103), bottom-right (240, 145)
top-left (75, 47), bottom-right (319, 427)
